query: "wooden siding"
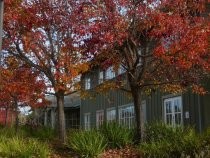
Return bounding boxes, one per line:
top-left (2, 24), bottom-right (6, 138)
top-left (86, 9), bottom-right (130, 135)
top-left (81, 69), bottom-right (210, 132)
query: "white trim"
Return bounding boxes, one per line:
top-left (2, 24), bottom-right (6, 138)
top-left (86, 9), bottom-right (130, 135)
top-left (106, 107), bottom-right (116, 122)
top-left (99, 71), bottom-right (104, 84)
top-left (163, 96), bottom-right (183, 127)
top-left (84, 113), bottom-right (91, 130)
top-left (118, 104), bottom-right (135, 129)
top-left (96, 110), bottom-right (104, 128)
top-left (105, 66), bottom-right (115, 80)
top-left (85, 77), bottom-right (91, 90)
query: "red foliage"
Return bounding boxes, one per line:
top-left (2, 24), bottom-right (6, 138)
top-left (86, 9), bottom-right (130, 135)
top-left (0, 57), bottom-right (49, 110)
top-left (77, 0), bottom-right (209, 93)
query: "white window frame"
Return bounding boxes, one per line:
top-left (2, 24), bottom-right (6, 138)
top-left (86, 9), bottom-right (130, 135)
top-left (99, 71), bottom-right (104, 84)
top-left (0, 107), bottom-right (5, 111)
top-left (118, 65), bottom-right (126, 75)
top-left (164, 96), bottom-right (183, 127)
top-left (85, 77), bottom-right (91, 90)
top-left (96, 110), bottom-right (104, 128)
top-left (106, 107), bottom-right (116, 122)
top-left (84, 113), bottom-right (91, 130)
top-left (105, 66), bottom-right (115, 80)
top-left (118, 105), bottom-right (135, 129)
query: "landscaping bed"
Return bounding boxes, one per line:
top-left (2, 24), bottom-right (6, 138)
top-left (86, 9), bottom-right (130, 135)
top-left (0, 123), bottom-right (209, 158)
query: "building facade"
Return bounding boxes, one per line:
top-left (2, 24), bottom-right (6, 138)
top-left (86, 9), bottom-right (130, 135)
top-left (80, 66), bottom-right (210, 132)
top-left (0, 107), bottom-right (15, 126)
top-left (43, 93), bottom-right (80, 129)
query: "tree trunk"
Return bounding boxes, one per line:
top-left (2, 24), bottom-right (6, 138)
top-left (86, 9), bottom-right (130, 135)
top-left (131, 88), bottom-right (144, 141)
top-left (56, 92), bottom-right (66, 143)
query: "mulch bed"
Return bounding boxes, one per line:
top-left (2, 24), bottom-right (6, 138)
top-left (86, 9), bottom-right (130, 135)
top-left (100, 146), bottom-right (142, 158)
top-left (49, 140), bottom-right (142, 158)
top-left (49, 139), bottom-right (78, 158)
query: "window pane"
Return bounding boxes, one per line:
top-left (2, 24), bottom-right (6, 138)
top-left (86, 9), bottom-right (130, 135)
top-left (96, 111), bottom-right (104, 128)
top-left (166, 102), bottom-right (172, 113)
top-left (119, 106), bottom-right (134, 128)
top-left (106, 66), bottom-right (115, 79)
top-left (118, 65), bottom-right (126, 75)
top-left (84, 113), bottom-right (90, 130)
top-left (107, 109), bottom-right (116, 122)
top-left (164, 96), bottom-right (182, 127)
top-left (175, 113), bottom-right (182, 125)
top-left (85, 78), bottom-right (91, 90)
top-left (99, 71), bottom-right (104, 84)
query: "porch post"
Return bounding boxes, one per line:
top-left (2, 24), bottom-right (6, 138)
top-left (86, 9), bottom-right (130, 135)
top-left (44, 109), bottom-right (48, 126)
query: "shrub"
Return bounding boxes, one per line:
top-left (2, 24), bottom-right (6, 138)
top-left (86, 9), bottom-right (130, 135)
top-left (28, 126), bottom-right (56, 140)
top-left (0, 127), bottom-right (27, 140)
top-left (0, 137), bottom-right (50, 158)
top-left (99, 122), bottom-right (134, 149)
top-left (67, 129), bottom-right (107, 158)
top-left (139, 123), bottom-right (202, 158)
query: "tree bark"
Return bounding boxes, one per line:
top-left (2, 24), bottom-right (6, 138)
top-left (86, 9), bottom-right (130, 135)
top-left (56, 91), bottom-right (66, 143)
top-left (131, 87), bottom-right (143, 141)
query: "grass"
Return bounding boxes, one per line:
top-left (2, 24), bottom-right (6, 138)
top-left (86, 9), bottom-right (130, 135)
top-left (0, 126), bottom-right (52, 158)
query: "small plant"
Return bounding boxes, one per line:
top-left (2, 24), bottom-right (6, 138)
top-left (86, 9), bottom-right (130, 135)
top-left (0, 127), bottom-right (27, 140)
top-left (0, 137), bottom-right (50, 158)
top-left (67, 129), bottom-right (107, 158)
top-left (99, 122), bottom-right (134, 149)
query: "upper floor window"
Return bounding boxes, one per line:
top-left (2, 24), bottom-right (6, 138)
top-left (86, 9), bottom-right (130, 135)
top-left (118, 65), bottom-right (126, 75)
top-left (85, 77), bottom-right (91, 90)
top-left (0, 107), bottom-right (5, 111)
top-left (105, 66), bottom-right (115, 80)
top-left (99, 71), bottom-right (104, 84)
top-left (164, 96), bottom-right (183, 127)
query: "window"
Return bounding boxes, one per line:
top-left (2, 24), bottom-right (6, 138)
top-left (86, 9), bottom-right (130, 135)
top-left (96, 110), bottom-right (104, 128)
top-left (119, 105), bottom-right (135, 128)
top-left (99, 71), bottom-right (104, 84)
top-left (118, 65), bottom-right (126, 75)
top-left (85, 77), bottom-right (91, 90)
top-left (105, 66), bottom-right (115, 79)
top-left (84, 113), bottom-right (91, 130)
top-left (164, 96), bottom-right (183, 127)
top-left (107, 108), bottom-right (116, 122)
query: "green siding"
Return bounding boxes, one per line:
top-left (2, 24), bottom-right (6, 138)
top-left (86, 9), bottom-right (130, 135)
top-left (81, 89), bottom-right (132, 128)
top-left (81, 69), bottom-right (210, 132)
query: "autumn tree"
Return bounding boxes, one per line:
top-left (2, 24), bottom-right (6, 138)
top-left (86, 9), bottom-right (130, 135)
top-left (3, 0), bottom-right (88, 142)
top-left (0, 56), bottom-right (48, 130)
top-left (77, 0), bottom-right (210, 140)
